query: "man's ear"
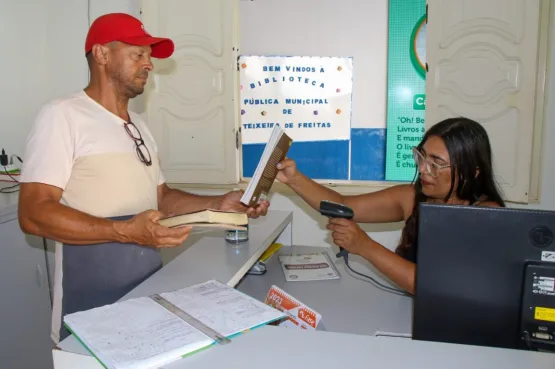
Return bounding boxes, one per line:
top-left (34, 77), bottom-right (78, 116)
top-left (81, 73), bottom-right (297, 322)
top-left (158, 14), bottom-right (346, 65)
top-left (91, 44), bottom-right (110, 66)
top-left (475, 167), bottom-right (480, 178)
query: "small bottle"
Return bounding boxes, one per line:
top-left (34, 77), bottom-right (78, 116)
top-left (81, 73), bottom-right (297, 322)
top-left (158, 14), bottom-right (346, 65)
top-left (225, 225), bottom-right (249, 244)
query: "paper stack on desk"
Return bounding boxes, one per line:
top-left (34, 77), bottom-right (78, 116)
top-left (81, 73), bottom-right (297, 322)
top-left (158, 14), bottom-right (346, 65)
top-left (279, 252), bottom-right (341, 281)
top-left (63, 280), bottom-right (285, 369)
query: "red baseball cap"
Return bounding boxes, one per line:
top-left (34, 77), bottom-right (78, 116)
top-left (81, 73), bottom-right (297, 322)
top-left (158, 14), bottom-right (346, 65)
top-left (85, 13), bottom-right (174, 59)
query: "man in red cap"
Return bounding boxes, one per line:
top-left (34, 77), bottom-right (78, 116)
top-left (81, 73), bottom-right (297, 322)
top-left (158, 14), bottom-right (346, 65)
top-left (83, 12), bottom-right (175, 101)
top-left (18, 13), bottom-right (269, 343)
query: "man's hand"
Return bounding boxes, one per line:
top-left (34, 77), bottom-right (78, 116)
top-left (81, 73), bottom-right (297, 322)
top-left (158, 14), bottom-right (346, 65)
top-left (219, 190), bottom-right (270, 219)
top-left (118, 210), bottom-right (192, 248)
top-left (326, 218), bottom-right (372, 255)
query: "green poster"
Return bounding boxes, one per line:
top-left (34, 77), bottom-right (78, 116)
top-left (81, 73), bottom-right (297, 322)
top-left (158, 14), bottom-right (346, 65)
top-left (385, 0), bottom-right (427, 181)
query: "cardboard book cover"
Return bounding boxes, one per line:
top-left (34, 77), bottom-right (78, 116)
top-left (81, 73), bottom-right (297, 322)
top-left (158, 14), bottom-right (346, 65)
top-left (241, 128), bottom-right (293, 207)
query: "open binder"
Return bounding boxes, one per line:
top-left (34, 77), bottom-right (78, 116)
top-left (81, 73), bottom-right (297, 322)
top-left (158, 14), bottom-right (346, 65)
top-left (64, 280), bottom-right (286, 369)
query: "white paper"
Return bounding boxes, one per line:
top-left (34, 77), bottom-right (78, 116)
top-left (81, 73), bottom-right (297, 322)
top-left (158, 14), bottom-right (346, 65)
top-left (161, 280), bottom-right (285, 337)
top-left (279, 252), bottom-right (340, 281)
top-left (64, 297), bottom-right (213, 369)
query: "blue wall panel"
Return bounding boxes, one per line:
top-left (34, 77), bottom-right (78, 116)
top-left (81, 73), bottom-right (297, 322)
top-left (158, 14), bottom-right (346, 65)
top-left (350, 128), bottom-right (386, 181)
top-left (242, 128), bottom-right (388, 181)
top-left (242, 140), bottom-right (349, 180)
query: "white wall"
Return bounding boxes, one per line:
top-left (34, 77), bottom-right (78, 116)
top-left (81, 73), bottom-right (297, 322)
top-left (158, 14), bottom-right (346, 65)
top-left (0, 0), bottom-right (84, 160)
top-left (240, 0), bottom-right (388, 130)
top-left (0, 0), bottom-right (140, 161)
top-left (527, 33), bottom-right (555, 212)
top-left (1, 0), bottom-right (555, 252)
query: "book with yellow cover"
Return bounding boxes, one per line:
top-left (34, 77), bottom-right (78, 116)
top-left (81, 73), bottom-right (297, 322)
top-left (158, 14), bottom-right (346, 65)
top-left (158, 209), bottom-right (248, 230)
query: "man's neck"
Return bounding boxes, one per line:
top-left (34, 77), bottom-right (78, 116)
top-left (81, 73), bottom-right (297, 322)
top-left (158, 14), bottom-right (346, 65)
top-left (84, 82), bottom-right (130, 122)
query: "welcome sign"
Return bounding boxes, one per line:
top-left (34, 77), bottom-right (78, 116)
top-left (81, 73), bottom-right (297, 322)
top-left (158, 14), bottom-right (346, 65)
top-left (239, 56), bottom-right (353, 145)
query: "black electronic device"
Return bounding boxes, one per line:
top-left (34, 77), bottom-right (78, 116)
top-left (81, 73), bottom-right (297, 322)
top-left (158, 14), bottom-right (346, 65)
top-left (319, 200), bottom-right (354, 220)
top-left (0, 149), bottom-right (8, 167)
top-left (319, 200), bottom-right (354, 259)
top-left (414, 203), bottom-right (555, 352)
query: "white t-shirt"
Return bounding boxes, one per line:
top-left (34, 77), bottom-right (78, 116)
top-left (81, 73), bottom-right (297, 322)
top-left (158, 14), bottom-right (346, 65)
top-left (21, 90), bottom-right (164, 217)
top-left (20, 90), bottom-right (165, 343)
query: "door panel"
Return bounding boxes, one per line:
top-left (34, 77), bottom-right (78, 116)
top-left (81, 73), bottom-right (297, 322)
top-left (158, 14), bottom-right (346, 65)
top-left (141, 0), bottom-right (240, 184)
top-left (426, 0), bottom-right (541, 203)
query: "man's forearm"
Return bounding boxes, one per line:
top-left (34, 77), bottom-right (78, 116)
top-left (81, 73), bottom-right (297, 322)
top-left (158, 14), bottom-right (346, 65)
top-left (158, 188), bottom-right (223, 216)
top-left (19, 200), bottom-right (128, 245)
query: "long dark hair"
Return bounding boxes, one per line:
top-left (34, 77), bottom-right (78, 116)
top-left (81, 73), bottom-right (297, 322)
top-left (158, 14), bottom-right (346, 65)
top-left (396, 117), bottom-right (506, 260)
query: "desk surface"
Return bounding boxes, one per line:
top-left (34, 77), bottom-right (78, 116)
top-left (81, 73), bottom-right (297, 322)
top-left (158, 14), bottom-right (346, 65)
top-left (54, 324), bottom-right (555, 369)
top-left (236, 245), bottom-right (413, 336)
top-left (171, 326), bottom-right (555, 369)
top-left (58, 210), bottom-right (293, 352)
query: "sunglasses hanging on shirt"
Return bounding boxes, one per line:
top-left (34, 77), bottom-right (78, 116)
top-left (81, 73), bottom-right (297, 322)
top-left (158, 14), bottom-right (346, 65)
top-left (124, 121), bottom-right (152, 166)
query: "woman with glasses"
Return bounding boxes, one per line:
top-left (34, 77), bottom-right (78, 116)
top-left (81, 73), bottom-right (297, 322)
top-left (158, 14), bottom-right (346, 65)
top-left (276, 117), bottom-right (505, 295)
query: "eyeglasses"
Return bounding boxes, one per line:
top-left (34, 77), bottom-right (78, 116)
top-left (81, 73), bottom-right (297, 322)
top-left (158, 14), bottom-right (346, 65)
top-left (412, 147), bottom-right (453, 178)
top-left (124, 121), bottom-right (152, 166)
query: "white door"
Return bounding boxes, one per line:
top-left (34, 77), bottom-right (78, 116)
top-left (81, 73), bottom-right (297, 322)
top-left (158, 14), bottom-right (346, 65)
top-left (425, 0), bottom-right (541, 203)
top-left (140, 0), bottom-right (240, 184)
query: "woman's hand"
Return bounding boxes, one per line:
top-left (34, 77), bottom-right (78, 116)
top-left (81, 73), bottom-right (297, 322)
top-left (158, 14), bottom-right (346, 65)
top-left (276, 158), bottom-right (299, 185)
top-left (219, 190), bottom-right (270, 219)
top-left (326, 218), bottom-right (373, 255)
top-left (327, 218), bottom-right (416, 294)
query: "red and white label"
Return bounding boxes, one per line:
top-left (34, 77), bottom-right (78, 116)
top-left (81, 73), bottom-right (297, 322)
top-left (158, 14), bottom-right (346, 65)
top-left (264, 285), bottom-right (322, 330)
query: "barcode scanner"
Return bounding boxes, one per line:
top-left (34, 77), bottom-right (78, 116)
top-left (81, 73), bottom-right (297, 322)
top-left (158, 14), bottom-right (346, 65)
top-left (319, 200), bottom-right (407, 296)
top-left (319, 200), bottom-right (354, 261)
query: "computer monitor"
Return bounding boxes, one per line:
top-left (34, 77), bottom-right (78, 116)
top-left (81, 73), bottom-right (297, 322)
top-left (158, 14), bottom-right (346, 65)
top-left (413, 203), bottom-right (555, 352)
